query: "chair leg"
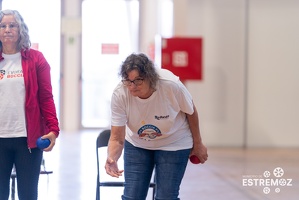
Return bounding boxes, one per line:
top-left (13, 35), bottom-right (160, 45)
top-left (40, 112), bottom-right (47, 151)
top-left (96, 184), bottom-right (99, 200)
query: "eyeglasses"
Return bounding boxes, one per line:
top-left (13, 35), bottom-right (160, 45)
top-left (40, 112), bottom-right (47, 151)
top-left (122, 78), bottom-right (144, 86)
top-left (0, 22), bottom-right (19, 30)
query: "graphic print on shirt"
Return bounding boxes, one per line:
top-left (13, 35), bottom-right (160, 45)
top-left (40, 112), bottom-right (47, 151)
top-left (0, 69), bottom-right (23, 80)
top-left (7, 69), bottom-right (23, 78)
top-left (0, 70), bottom-right (5, 80)
top-left (137, 124), bottom-right (162, 140)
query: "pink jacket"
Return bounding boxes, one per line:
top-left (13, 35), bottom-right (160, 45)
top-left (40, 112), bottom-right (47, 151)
top-left (0, 49), bottom-right (60, 148)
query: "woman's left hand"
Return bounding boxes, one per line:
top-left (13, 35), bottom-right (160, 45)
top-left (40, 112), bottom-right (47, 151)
top-left (190, 142), bottom-right (208, 164)
top-left (41, 131), bottom-right (57, 152)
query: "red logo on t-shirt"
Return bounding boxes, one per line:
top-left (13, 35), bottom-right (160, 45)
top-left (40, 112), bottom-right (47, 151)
top-left (0, 70), bottom-right (5, 80)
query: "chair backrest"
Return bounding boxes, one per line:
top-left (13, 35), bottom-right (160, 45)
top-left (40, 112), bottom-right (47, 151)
top-left (97, 129), bottom-right (111, 148)
top-left (96, 129), bottom-right (110, 174)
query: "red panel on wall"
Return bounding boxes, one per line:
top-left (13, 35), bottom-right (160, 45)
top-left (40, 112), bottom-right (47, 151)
top-left (161, 37), bottom-right (203, 80)
top-left (101, 43), bottom-right (119, 54)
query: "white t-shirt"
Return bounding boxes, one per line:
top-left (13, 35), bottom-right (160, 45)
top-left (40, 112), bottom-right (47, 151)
top-left (111, 68), bottom-right (194, 150)
top-left (0, 53), bottom-right (27, 137)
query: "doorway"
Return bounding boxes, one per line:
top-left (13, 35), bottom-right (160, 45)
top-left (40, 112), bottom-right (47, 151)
top-left (81, 0), bottom-right (139, 128)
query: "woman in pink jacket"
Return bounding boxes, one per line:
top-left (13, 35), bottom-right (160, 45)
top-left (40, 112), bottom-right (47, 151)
top-left (0, 9), bottom-right (60, 200)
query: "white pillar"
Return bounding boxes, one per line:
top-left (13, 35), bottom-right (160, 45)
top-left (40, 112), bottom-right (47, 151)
top-left (173, 0), bottom-right (188, 36)
top-left (138, 0), bottom-right (159, 53)
top-left (60, 0), bottom-right (82, 131)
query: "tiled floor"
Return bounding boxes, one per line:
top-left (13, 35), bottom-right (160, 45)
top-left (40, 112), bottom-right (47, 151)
top-left (10, 130), bottom-right (299, 200)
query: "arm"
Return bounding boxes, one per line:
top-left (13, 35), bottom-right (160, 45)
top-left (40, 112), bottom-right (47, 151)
top-left (186, 102), bottom-right (208, 164)
top-left (36, 52), bottom-right (60, 137)
top-left (105, 125), bottom-right (125, 177)
top-left (36, 51), bottom-right (59, 151)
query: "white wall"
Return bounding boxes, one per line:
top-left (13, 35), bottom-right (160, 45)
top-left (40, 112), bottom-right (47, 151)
top-left (174, 0), bottom-right (247, 147)
top-left (172, 0), bottom-right (299, 147)
top-left (247, 0), bottom-right (299, 147)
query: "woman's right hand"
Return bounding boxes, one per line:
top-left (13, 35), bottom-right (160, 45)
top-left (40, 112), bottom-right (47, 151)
top-left (105, 157), bottom-right (124, 178)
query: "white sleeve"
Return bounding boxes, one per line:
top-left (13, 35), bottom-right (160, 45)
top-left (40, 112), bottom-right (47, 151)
top-left (158, 68), bottom-right (194, 115)
top-left (175, 81), bottom-right (194, 115)
top-left (110, 84), bottom-right (127, 126)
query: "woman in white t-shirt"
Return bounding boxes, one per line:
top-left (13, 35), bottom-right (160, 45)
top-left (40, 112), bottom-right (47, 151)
top-left (105, 53), bottom-right (208, 200)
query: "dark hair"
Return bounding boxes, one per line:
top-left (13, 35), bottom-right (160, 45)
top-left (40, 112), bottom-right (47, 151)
top-left (120, 53), bottom-right (159, 89)
top-left (0, 9), bottom-right (31, 51)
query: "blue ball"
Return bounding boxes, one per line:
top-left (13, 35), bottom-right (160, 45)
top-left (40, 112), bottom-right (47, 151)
top-left (36, 137), bottom-right (50, 149)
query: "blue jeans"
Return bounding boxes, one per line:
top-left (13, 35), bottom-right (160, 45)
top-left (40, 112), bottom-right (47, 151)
top-left (122, 140), bottom-right (190, 200)
top-left (0, 137), bottom-right (43, 200)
